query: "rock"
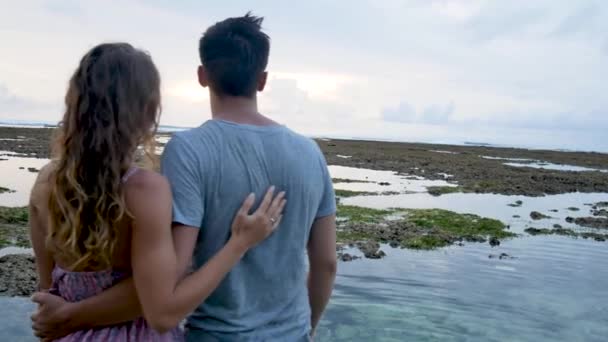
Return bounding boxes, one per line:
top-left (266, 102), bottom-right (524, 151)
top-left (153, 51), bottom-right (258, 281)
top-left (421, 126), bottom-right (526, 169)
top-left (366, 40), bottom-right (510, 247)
top-left (0, 254), bottom-right (37, 297)
top-left (512, 215), bottom-right (521, 218)
top-left (567, 207), bottom-right (580, 211)
top-left (489, 253), bottom-right (515, 260)
top-left (565, 217), bottom-right (575, 223)
top-left (489, 237), bottom-right (500, 247)
top-left (499, 253), bottom-right (514, 260)
top-left (525, 227), bottom-right (546, 235)
top-left (378, 182), bottom-right (391, 186)
top-left (340, 253), bottom-right (353, 262)
top-left (507, 200), bottom-right (523, 207)
top-left (573, 216), bottom-right (608, 229)
top-left (530, 211), bottom-right (550, 220)
top-left (18, 167), bottom-right (24, 170)
top-left (465, 236), bottom-right (487, 243)
top-left (366, 250), bottom-right (386, 259)
top-left (389, 240), bottom-right (400, 248)
top-left (592, 209), bottom-right (608, 217)
top-left (549, 209), bottom-right (558, 213)
top-left (553, 224), bottom-right (563, 229)
top-left (356, 241), bottom-right (380, 258)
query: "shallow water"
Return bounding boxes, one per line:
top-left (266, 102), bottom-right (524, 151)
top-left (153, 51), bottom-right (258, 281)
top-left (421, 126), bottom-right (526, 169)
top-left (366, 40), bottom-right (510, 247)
top-left (1, 163), bottom-right (607, 341)
top-left (316, 236), bottom-right (608, 341)
top-left (504, 161), bottom-right (608, 173)
top-left (0, 246), bottom-right (32, 258)
top-left (3, 235), bottom-right (608, 341)
top-left (479, 155), bottom-right (608, 173)
top-left (0, 154), bottom-right (50, 207)
top-left (329, 165), bottom-right (456, 194)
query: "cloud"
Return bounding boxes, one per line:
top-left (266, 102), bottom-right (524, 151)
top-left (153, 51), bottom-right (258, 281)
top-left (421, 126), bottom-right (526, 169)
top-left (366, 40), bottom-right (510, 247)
top-left (550, 2), bottom-right (601, 37)
top-left (421, 102), bottom-right (455, 124)
top-left (0, 84), bottom-right (50, 121)
top-left (381, 102), bottom-right (416, 123)
top-left (0, 0), bottom-right (607, 151)
top-left (382, 101), bottom-right (453, 125)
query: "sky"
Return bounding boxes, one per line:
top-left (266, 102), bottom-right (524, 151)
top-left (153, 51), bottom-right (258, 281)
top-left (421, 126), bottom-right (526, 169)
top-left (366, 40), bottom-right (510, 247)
top-left (0, 0), bottom-right (607, 151)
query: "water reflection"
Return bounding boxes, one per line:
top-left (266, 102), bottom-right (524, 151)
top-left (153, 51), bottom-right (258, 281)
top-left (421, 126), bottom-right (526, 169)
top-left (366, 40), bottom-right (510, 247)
top-left (317, 237), bottom-right (608, 341)
top-left (329, 165), bottom-right (456, 194)
top-left (0, 153), bottom-right (49, 207)
top-left (504, 162), bottom-right (608, 173)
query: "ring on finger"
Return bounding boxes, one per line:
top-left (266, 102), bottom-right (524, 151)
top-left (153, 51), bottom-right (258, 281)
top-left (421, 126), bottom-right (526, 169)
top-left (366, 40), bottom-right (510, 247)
top-left (270, 217), bottom-right (277, 223)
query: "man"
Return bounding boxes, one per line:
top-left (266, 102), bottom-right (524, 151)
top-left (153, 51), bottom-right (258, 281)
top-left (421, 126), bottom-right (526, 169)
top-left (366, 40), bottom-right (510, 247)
top-left (31, 13), bottom-right (337, 341)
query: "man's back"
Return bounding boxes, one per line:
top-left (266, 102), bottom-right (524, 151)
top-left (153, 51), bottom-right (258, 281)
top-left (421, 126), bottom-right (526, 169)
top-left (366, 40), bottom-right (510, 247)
top-left (161, 119), bottom-right (336, 340)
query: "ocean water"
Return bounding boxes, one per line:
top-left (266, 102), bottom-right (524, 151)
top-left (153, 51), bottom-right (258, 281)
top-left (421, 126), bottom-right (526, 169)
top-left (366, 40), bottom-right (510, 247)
top-left (2, 157), bottom-right (608, 341)
top-left (3, 233), bottom-right (608, 341)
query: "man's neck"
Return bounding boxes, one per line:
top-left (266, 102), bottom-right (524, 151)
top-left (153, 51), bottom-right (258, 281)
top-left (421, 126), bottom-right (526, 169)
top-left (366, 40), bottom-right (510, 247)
top-left (209, 93), bottom-right (276, 126)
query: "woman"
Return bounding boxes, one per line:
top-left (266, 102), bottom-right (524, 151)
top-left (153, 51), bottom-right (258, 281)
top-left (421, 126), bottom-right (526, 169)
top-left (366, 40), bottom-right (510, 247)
top-left (28, 43), bottom-right (285, 341)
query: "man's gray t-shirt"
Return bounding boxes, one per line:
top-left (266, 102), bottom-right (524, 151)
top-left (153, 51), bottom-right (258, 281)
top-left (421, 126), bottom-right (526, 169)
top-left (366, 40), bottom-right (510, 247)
top-left (160, 120), bottom-right (336, 341)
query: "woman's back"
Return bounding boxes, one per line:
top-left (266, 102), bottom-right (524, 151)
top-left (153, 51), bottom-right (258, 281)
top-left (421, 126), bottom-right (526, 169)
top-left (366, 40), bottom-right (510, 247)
top-left (44, 166), bottom-right (136, 298)
top-left (31, 164), bottom-right (182, 341)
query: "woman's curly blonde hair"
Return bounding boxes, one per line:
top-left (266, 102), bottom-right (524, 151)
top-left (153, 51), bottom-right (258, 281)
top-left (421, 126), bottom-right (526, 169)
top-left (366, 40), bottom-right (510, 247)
top-left (47, 43), bottom-right (161, 271)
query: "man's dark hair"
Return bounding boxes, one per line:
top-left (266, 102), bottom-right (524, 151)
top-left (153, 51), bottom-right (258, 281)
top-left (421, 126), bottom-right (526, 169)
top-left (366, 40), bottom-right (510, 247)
top-left (199, 12), bottom-right (270, 98)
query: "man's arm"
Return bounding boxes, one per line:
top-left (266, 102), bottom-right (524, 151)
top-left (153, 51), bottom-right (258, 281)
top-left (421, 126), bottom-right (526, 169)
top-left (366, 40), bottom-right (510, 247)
top-left (307, 214), bottom-right (337, 334)
top-left (172, 224), bottom-right (200, 278)
top-left (31, 223), bottom-right (199, 339)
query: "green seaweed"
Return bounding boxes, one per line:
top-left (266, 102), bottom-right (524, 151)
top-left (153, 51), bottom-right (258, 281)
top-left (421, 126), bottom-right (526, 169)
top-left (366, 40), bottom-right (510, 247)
top-left (336, 205), bottom-right (397, 223)
top-left (0, 206), bottom-right (29, 224)
top-left (336, 229), bottom-right (373, 242)
top-left (0, 207), bottom-right (30, 248)
top-left (334, 189), bottom-right (373, 198)
top-left (0, 224), bottom-right (30, 248)
top-left (336, 205), bottom-right (515, 251)
top-left (404, 209), bottom-right (513, 239)
top-left (332, 178), bottom-right (373, 184)
top-left (524, 227), bottom-right (607, 242)
top-left (0, 186), bottom-right (15, 194)
top-left (427, 186), bottom-right (461, 196)
top-left (402, 235), bottom-right (449, 250)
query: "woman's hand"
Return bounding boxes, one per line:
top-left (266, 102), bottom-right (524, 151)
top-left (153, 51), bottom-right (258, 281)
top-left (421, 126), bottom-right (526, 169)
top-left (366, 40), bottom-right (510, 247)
top-left (230, 186), bottom-right (286, 252)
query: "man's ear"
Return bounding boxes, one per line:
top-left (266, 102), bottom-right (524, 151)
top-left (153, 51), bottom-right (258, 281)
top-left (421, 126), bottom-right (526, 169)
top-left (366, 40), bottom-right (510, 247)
top-left (197, 65), bottom-right (209, 88)
top-left (257, 71), bottom-right (268, 92)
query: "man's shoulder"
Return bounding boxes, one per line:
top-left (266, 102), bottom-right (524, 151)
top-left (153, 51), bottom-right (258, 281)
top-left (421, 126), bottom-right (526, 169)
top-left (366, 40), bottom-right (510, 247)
top-left (165, 122), bottom-right (218, 151)
top-left (170, 122), bottom-right (214, 140)
top-left (280, 127), bottom-right (323, 153)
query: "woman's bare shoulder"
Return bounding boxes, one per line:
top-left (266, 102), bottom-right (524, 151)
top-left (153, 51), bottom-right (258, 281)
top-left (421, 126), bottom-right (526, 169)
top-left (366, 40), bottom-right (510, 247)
top-left (123, 169), bottom-right (171, 204)
top-left (29, 161), bottom-right (57, 206)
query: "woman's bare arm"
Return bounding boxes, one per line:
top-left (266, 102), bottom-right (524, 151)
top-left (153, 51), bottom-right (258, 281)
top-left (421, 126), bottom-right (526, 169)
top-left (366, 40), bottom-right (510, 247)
top-left (29, 164), bottom-right (55, 290)
top-left (127, 170), bottom-right (285, 333)
top-left (30, 213), bottom-right (200, 340)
